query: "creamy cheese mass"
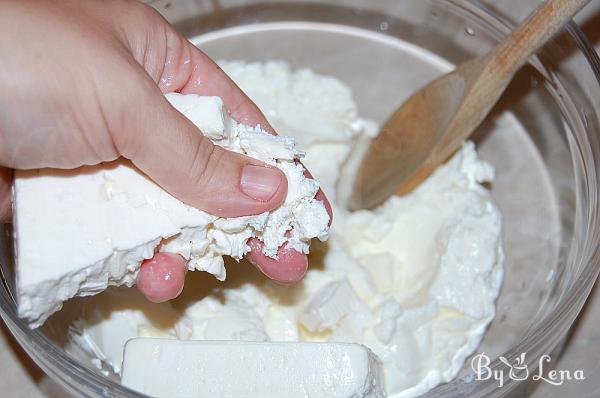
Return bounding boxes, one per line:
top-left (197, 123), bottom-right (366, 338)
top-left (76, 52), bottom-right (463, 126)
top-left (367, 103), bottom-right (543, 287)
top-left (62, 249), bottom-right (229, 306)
top-left (73, 61), bottom-right (504, 397)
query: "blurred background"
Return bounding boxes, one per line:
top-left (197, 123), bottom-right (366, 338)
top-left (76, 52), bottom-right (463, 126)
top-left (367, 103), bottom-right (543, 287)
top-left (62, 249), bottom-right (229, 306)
top-left (1, 1), bottom-right (599, 397)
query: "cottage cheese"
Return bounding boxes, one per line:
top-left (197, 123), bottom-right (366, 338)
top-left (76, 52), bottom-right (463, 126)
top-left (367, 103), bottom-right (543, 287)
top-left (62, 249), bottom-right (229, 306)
top-left (75, 61), bottom-right (504, 397)
top-left (14, 93), bottom-right (330, 328)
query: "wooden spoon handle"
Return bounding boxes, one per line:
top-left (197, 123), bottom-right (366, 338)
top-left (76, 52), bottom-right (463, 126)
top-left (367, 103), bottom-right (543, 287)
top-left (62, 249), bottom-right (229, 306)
top-left (493, 0), bottom-right (590, 77)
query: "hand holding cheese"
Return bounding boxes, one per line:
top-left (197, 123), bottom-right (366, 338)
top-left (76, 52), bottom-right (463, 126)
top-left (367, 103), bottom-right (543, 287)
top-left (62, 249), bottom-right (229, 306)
top-left (0, 0), bottom-right (332, 304)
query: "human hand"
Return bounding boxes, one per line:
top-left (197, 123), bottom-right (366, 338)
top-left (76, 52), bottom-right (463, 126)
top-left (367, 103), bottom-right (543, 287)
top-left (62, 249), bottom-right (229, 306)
top-left (0, 0), bottom-right (332, 302)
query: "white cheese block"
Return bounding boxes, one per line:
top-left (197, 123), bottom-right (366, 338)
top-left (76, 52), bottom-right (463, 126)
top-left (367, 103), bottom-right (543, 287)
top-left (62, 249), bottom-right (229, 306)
top-left (121, 339), bottom-right (385, 398)
top-left (14, 94), bottom-right (330, 328)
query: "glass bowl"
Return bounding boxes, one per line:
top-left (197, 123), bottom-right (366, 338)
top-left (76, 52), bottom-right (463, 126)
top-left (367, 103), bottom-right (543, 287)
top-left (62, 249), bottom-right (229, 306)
top-left (1, 1), bottom-right (599, 397)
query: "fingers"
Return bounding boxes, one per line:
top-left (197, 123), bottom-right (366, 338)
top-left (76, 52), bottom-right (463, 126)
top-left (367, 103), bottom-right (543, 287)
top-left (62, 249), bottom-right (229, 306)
top-left (138, 238), bottom-right (311, 300)
top-left (136, 252), bottom-right (187, 303)
top-left (0, 167), bottom-right (12, 223)
top-left (246, 238), bottom-right (308, 284)
top-left (111, 75), bottom-right (287, 218)
top-left (137, 239), bottom-right (308, 303)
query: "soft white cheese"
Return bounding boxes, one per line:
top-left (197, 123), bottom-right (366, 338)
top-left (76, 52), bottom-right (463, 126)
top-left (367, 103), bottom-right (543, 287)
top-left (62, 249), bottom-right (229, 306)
top-left (299, 279), bottom-right (373, 339)
top-left (121, 339), bottom-right (385, 398)
top-left (75, 60), bottom-right (504, 398)
top-left (14, 93), bottom-right (330, 328)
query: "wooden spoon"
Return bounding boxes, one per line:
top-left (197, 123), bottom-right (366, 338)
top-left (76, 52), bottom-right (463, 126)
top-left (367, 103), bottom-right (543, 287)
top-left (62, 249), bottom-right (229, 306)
top-left (348, 0), bottom-right (590, 211)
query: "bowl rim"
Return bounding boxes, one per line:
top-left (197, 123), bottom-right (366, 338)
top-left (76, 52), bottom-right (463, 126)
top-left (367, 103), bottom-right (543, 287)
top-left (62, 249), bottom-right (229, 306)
top-left (1, 1), bottom-right (599, 397)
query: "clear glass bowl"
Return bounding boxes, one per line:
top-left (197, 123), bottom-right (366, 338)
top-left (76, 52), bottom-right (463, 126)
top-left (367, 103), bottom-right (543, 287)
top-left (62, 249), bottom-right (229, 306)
top-left (1, 1), bottom-right (599, 397)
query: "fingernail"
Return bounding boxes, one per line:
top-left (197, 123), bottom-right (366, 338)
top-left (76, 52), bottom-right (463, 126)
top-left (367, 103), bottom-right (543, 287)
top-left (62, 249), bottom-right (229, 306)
top-left (240, 164), bottom-right (283, 202)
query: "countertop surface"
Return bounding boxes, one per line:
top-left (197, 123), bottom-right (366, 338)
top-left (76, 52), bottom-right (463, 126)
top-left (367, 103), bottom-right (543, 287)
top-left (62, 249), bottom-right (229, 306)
top-left (2, 1), bottom-right (600, 397)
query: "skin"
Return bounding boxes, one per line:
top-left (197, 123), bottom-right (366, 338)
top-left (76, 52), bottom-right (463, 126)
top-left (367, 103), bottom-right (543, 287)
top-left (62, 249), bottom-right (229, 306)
top-left (0, 0), bottom-right (332, 302)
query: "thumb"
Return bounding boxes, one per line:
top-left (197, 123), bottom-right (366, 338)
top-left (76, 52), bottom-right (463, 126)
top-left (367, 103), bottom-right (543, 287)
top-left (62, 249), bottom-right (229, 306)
top-left (112, 80), bottom-right (287, 218)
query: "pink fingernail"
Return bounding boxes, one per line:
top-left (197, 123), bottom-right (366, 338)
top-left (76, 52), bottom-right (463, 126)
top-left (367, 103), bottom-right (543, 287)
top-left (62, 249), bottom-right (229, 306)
top-left (240, 164), bottom-right (283, 202)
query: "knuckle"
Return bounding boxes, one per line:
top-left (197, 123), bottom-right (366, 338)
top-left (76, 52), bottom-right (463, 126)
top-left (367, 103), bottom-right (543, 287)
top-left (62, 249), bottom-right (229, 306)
top-left (111, 126), bottom-right (140, 160)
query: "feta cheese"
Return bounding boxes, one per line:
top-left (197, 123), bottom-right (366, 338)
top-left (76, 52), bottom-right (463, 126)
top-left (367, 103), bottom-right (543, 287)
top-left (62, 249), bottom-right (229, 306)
top-left (14, 94), bottom-right (330, 328)
top-left (162, 94), bottom-right (231, 139)
top-left (121, 339), bottom-right (385, 398)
